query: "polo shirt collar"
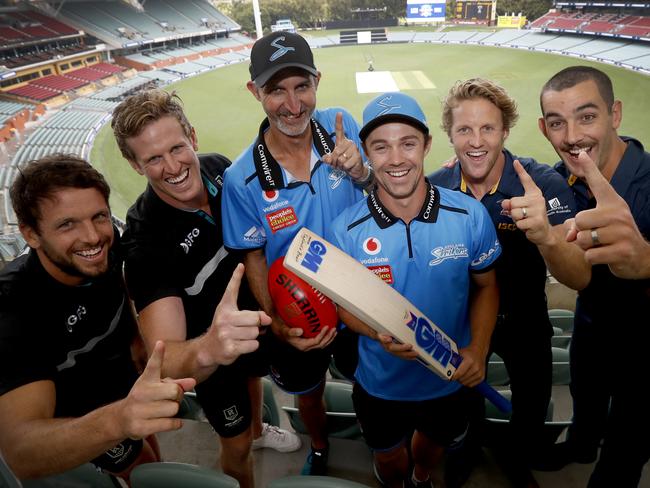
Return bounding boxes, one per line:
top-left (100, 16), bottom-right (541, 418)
top-left (367, 178), bottom-right (441, 229)
top-left (252, 117), bottom-right (336, 191)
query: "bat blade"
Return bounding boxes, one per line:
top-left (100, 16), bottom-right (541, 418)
top-left (284, 227), bottom-right (512, 413)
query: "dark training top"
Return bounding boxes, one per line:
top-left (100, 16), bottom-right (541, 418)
top-left (0, 235), bottom-right (138, 418)
top-left (122, 153), bottom-right (257, 340)
top-left (555, 137), bottom-right (650, 339)
top-left (430, 149), bottom-right (577, 320)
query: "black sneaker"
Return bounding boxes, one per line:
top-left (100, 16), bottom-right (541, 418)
top-left (301, 446), bottom-right (329, 476)
top-left (444, 443), bottom-right (482, 488)
top-left (531, 441), bottom-right (597, 471)
top-left (405, 475), bottom-right (435, 488)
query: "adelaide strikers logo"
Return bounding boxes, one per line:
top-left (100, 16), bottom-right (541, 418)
top-left (262, 189), bottom-right (280, 202)
top-left (362, 237), bottom-right (382, 255)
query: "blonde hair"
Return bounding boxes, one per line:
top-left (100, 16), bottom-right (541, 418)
top-left (111, 89), bottom-right (192, 161)
top-left (441, 78), bottom-right (518, 136)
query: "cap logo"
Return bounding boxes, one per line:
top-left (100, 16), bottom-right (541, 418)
top-left (376, 95), bottom-right (401, 116)
top-left (270, 37), bottom-right (295, 61)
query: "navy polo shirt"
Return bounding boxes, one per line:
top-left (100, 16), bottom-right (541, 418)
top-left (430, 149), bottom-right (577, 319)
top-left (554, 137), bottom-right (650, 332)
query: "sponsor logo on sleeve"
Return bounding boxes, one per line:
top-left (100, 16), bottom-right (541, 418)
top-left (429, 244), bottom-right (469, 266)
top-left (266, 207), bottom-right (298, 233)
top-left (471, 239), bottom-right (500, 267)
top-left (244, 226), bottom-right (266, 244)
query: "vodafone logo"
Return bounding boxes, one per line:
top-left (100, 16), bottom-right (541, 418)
top-left (262, 190), bottom-right (279, 202)
top-left (363, 237), bottom-right (382, 255)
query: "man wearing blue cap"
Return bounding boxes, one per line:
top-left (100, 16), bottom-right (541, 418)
top-left (328, 92), bottom-right (501, 488)
top-left (222, 31), bottom-right (373, 476)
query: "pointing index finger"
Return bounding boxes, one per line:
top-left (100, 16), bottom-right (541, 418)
top-left (335, 112), bottom-right (345, 144)
top-left (576, 150), bottom-right (618, 204)
top-left (513, 159), bottom-right (539, 194)
top-left (141, 340), bottom-right (165, 380)
top-left (220, 263), bottom-right (244, 310)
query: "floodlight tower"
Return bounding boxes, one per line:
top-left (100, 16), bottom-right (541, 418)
top-left (252, 0), bottom-right (263, 39)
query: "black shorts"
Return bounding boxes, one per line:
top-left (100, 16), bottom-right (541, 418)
top-left (91, 438), bottom-right (142, 473)
top-left (194, 360), bottom-right (252, 438)
top-left (352, 382), bottom-right (472, 452)
top-left (330, 327), bottom-right (359, 381)
top-left (265, 331), bottom-right (331, 394)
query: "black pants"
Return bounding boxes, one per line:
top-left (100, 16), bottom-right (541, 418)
top-left (569, 311), bottom-right (650, 488)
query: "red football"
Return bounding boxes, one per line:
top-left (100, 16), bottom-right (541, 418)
top-left (267, 257), bottom-right (338, 338)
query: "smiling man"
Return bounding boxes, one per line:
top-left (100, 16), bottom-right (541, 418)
top-left (221, 31), bottom-right (373, 476)
top-left (429, 78), bottom-right (588, 488)
top-left (0, 154), bottom-right (195, 483)
top-left (537, 66), bottom-right (650, 487)
top-left (329, 92), bottom-right (500, 488)
top-left (112, 90), bottom-right (295, 488)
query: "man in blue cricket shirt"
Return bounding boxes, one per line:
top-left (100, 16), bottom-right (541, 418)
top-left (329, 92), bottom-right (500, 488)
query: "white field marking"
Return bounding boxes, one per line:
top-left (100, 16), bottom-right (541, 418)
top-left (355, 71), bottom-right (399, 94)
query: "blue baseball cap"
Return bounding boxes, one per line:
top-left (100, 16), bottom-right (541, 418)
top-left (359, 92), bottom-right (429, 141)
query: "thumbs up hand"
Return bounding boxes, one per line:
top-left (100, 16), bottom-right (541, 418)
top-left (120, 341), bottom-right (197, 440)
top-left (570, 150), bottom-right (650, 279)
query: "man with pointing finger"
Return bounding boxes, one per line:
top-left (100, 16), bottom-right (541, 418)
top-left (429, 78), bottom-right (586, 487)
top-left (112, 90), bottom-right (286, 488)
top-left (538, 65), bottom-right (650, 487)
top-left (0, 155), bottom-right (195, 483)
top-left (222, 31), bottom-right (372, 475)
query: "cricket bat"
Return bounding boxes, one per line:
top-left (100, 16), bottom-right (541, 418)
top-left (283, 227), bottom-right (512, 413)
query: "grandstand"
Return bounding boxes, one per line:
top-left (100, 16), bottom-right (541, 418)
top-left (532, 1), bottom-right (650, 43)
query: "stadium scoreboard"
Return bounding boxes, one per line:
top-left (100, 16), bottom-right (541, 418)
top-left (453, 0), bottom-right (497, 25)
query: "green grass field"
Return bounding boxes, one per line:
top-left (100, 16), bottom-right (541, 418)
top-left (91, 42), bottom-right (650, 219)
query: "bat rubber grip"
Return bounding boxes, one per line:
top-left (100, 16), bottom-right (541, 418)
top-left (475, 381), bottom-right (512, 413)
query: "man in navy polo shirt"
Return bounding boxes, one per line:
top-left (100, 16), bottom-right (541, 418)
top-left (537, 65), bottom-right (650, 487)
top-left (429, 78), bottom-right (587, 487)
top-left (330, 92), bottom-right (500, 488)
top-left (222, 31), bottom-right (373, 475)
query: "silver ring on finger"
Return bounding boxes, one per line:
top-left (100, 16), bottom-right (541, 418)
top-left (522, 207), bottom-right (528, 218)
top-left (591, 229), bottom-right (600, 246)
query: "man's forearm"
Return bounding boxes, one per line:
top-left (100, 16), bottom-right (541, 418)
top-left (539, 224), bottom-right (591, 291)
top-left (468, 276), bottom-right (499, 358)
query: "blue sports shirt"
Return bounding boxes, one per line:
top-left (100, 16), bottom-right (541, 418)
top-left (222, 108), bottom-right (364, 264)
top-left (328, 179), bottom-right (501, 401)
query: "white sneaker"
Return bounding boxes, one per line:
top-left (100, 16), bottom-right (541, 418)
top-left (252, 423), bottom-right (301, 453)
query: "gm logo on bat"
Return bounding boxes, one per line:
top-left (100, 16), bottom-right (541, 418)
top-left (406, 313), bottom-right (454, 377)
top-left (300, 239), bottom-right (327, 272)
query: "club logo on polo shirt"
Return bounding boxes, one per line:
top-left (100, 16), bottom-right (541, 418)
top-left (65, 305), bottom-right (87, 332)
top-left (363, 237), bottom-right (382, 255)
top-left (429, 244), bottom-right (469, 266)
top-left (180, 228), bottom-right (200, 254)
top-left (329, 169), bottom-right (346, 189)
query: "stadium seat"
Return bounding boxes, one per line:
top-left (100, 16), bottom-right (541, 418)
top-left (283, 381), bottom-right (361, 439)
top-left (268, 475), bottom-right (372, 487)
top-left (0, 452), bottom-right (21, 488)
top-left (176, 391), bottom-right (204, 421)
top-left (551, 347), bottom-right (571, 385)
top-left (548, 309), bottom-right (574, 333)
top-left (483, 391), bottom-right (570, 445)
top-left (131, 462), bottom-right (239, 488)
top-left (21, 463), bottom-right (118, 488)
top-left (328, 356), bottom-right (351, 382)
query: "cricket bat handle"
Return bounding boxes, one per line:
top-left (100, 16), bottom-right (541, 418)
top-left (475, 381), bottom-right (512, 413)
